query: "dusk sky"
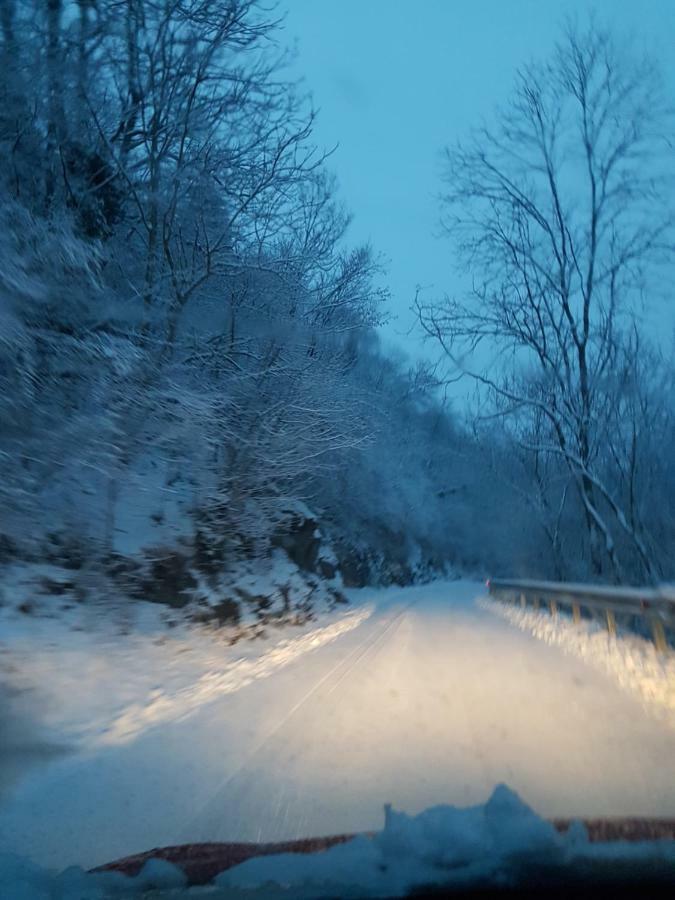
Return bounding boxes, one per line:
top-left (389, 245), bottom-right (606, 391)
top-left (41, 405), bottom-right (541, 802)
top-left (285, 1), bottom-right (675, 366)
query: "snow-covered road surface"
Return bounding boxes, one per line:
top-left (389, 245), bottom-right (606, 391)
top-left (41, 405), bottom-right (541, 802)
top-left (1, 580), bottom-right (675, 871)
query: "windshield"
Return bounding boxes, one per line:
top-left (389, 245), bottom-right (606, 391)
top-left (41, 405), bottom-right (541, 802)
top-left (1, 1), bottom-right (674, 898)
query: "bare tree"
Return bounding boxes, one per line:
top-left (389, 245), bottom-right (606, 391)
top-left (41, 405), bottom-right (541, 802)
top-left (418, 22), bottom-right (674, 582)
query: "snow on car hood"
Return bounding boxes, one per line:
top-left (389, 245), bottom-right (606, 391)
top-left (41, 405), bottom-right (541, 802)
top-left (4, 784), bottom-right (675, 899)
top-left (216, 783), bottom-right (580, 895)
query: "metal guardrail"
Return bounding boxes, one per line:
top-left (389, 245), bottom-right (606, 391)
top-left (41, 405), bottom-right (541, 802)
top-left (487, 578), bottom-right (675, 652)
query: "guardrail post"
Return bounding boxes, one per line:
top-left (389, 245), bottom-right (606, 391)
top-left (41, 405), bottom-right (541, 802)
top-left (651, 619), bottom-right (667, 654)
top-left (549, 599), bottom-right (557, 617)
top-left (520, 592), bottom-right (526, 609)
top-left (605, 609), bottom-right (617, 638)
top-left (572, 602), bottom-right (581, 624)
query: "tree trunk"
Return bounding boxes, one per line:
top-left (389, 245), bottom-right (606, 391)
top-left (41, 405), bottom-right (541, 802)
top-left (45, 0), bottom-right (66, 210)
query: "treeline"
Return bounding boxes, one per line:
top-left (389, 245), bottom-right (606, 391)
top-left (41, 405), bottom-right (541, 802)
top-left (0, 0), bottom-right (479, 589)
top-left (418, 22), bottom-right (675, 585)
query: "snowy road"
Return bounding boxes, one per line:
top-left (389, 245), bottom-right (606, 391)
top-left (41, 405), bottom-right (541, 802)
top-left (1, 581), bottom-right (675, 870)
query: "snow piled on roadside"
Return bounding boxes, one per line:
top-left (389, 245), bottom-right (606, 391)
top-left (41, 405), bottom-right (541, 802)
top-left (480, 598), bottom-right (675, 729)
top-left (3, 785), bottom-right (675, 899)
top-left (0, 561), bottom-right (372, 749)
top-left (100, 603), bottom-right (373, 746)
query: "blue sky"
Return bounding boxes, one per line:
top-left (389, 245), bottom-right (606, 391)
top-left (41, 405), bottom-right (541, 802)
top-left (283, 1), bottom-right (675, 366)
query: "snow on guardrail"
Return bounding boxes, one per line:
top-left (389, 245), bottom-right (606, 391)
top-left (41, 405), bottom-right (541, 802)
top-left (487, 578), bottom-right (675, 652)
top-left (481, 578), bottom-right (675, 728)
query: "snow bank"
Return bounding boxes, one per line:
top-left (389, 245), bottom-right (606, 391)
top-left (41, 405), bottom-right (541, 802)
top-left (0, 560), bottom-right (371, 749)
top-left (100, 602), bottom-right (373, 745)
top-left (4, 785), bottom-right (674, 898)
top-left (480, 598), bottom-right (675, 729)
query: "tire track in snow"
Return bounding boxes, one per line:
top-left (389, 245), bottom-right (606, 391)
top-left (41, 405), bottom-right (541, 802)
top-left (178, 595), bottom-right (419, 841)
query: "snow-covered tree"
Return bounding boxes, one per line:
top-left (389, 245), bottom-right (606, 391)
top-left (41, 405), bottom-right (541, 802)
top-left (418, 22), bottom-right (675, 582)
